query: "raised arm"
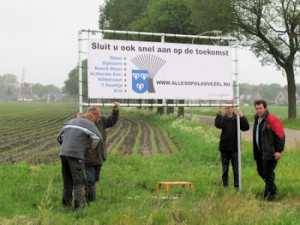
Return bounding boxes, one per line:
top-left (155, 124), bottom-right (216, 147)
top-left (215, 107), bottom-right (223, 129)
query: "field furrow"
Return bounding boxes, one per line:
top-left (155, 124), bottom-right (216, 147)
top-left (130, 117), bottom-right (154, 156)
top-left (0, 102), bottom-right (179, 165)
top-left (106, 117), bottom-right (130, 154)
top-left (117, 115), bottom-right (139, 155)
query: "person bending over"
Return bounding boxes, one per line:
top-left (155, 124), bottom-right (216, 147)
top-left (57, 112), bottom-right (101, 209)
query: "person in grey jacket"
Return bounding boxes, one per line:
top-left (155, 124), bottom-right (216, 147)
top-left (84, 102), bottom-right (119, 202)
top-left (57, 112), bottom-right (102, 210)
top-left (215, 105), bottom-right (249, 189)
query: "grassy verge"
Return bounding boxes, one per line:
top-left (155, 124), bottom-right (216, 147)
top-left (0, 108), bottom-right (300, 224)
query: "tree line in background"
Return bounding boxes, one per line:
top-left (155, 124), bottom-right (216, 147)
top-left (96, 0), bottom-right (299, 119)
top-left (1, 71), bottom-right (299, 106)
top-left (2, 70), bottom-right (297, 105)
top-left (61, 64), bottom-right (300, 105)
top-left (2, 0), bottom-right (299, 118)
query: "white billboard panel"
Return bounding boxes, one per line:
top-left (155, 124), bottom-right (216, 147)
top-left (88, 39), bottom-right (232, 100)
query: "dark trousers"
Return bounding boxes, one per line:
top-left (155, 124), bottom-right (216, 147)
top-left (60, 156), bottom-right (86, 205)
top-left (85, 164), bottom-right (102, 186)
top-left (255, 153), bottom-right (278, 198)
top-left (221, 151), bottom-right (239, 188)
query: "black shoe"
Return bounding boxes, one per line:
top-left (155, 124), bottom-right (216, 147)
top-left (266, 195), bottom-right (274, 201)
top-left (264, 193), bottom-right (276, 201)
top-left (74, 200), bottom-right (85, 210)
top-left (264, 189), bottom-right (277, 201)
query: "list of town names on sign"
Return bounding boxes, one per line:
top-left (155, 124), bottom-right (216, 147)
top-left (90, 56), bottom-right (127, 94)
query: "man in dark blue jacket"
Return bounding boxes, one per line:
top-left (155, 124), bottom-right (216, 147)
top-left (253, 99), bottom-right (285, 201)
top-left (215, 105), bottom-right (249, 189)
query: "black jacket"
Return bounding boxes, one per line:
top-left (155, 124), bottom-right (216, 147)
top-left (215, 113), bottom-right (250, 152)
top-left (253, 110), bottom-right (285, 160)
top-left (84, 109), bottom-right (119, 166)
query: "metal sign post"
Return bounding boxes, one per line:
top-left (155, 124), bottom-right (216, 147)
top-left (234, 46), bottom-right (242, 191)
top-left (78, 30), bottom-right (83, 112)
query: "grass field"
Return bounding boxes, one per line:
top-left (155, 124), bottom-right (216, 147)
top-left (0, 102), bottom-right (300, 224)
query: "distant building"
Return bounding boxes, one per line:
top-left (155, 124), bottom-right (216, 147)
top-left (271, 91), bottom-right (287, 105)
top-left (48, 93), bottom-right (65, 102)
top-left (272, 91), bottom-right (300, 106)
top-left (240, 91), bottom-right (263, 106)
top-left (41, 92), bottom-right (65, 102)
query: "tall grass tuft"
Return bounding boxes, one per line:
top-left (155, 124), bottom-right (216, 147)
top-left (38, 172), bottom-right (54, 224)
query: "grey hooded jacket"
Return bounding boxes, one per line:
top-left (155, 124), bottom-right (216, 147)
top-left (57, 116), bottom-right (102, 160)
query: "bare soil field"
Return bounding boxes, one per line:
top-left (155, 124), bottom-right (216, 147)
top-left (0, 110), bottom-right (178, 165)
top-left (106, 115), bottom-right (176, 156)
top-left (2, 103), bottom-right (297, 166)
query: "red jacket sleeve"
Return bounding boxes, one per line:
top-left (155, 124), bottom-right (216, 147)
top-left (267, 113), bottom-right (285, 152)
top-left (267, 114), bottom-right (284, 139)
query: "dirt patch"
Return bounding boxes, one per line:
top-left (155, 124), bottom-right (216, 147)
top-left (106, 117), bottom-right (130, 154)
top-left (105, 115), bottom-right (177, 156)
top-left (151, 123), bottom-right (174, 154)
top-left (135, 119), bottom-right (153, 156)
top-left (116, 116), bottom-right (139, 155)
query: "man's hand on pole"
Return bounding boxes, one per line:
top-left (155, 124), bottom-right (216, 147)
top-left (218, 106), bottom-right (222, 115)
top-left (236, 109), bottom-right (244, 117)
top-left (113, 102), bottom-right (120, 110)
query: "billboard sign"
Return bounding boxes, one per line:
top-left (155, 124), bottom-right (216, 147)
top-left (88, 39), bottom-right (233, 100)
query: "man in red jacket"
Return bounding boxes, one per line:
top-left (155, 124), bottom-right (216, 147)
top-left (253, 99), bottom-right (285, 201)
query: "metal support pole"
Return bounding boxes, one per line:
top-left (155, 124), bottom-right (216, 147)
top-left (190, 99), bottom-right (193, 125)
top-left (81, 29), bottom-right (233, 41)
top-left (235, 46), bottom-right (242, 191)
top-left (161, 35), bottom-right (166, 107)
top-left (78, 30), bottom-right (83, 112)
top-left (80, 102), bottom-right (237, 107)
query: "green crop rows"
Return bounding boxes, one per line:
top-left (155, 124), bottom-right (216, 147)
top-left (0, 102), bottom-right (78, 165)
top-left (0, 102), bottom-right (179, 165)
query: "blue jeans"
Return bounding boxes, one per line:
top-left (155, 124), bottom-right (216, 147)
top-left (85, 164), bottom-right (102, 186)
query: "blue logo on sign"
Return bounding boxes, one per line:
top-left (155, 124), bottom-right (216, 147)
top-left (132, 70), bottom-right (148, 93)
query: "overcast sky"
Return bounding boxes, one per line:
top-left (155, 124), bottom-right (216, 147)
top-left (0, 0), bottom-right (296, 88)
